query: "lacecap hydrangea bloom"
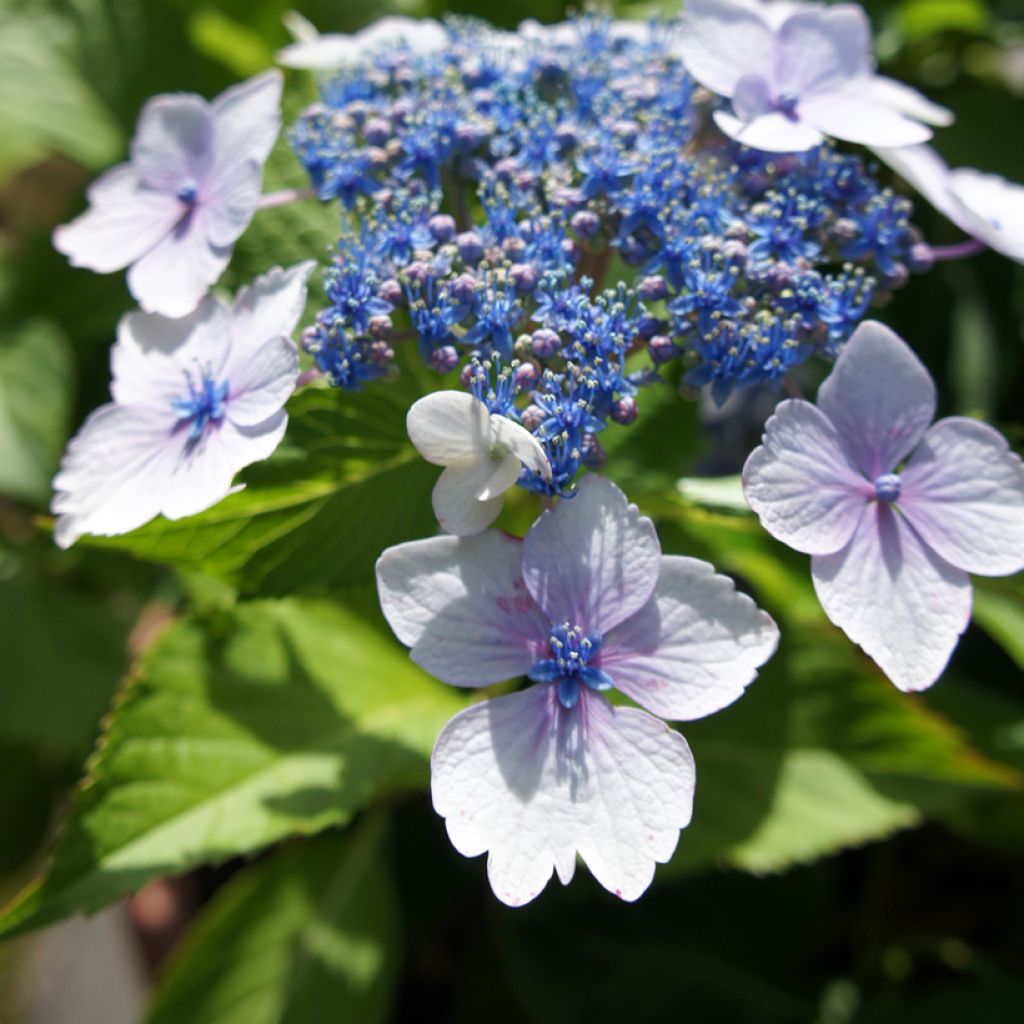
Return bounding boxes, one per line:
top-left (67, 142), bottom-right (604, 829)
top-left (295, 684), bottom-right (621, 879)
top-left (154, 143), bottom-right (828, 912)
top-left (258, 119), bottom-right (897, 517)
top-left (743, 321), bottom-right (1024, 691)
top-left (377, 475), bottom-right (779, 905)
top-left (53, 71), bottom-right (282, 318)
top-left (52, 262), bottom-right (314, 547)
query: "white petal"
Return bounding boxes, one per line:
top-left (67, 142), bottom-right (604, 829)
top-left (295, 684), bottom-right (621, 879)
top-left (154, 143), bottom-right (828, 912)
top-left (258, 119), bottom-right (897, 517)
top-left (407, 391), bottom-right (490, 466)
top-left (774, 7), bottom-right (871, 98)
top-left (475, 452), bottom-right (522, 501)
top-left (230, 261), bottom-right (316, 357)
top-left (900, 417), bottom-right (1024, 576)
top-left (130, 93), bottom-right (214, 193)
top-left (126, 208), bottom-right (231, 318)
top-left (816, 321), bottom-right (936, 480)
top-left (948, 169), bottom-right (1024, 264)
top-left (224, 337), bottom-right (298, 427)
top-left (276, 17), bottom-right (447, 69)
top-left (675, 0), bottom-right (774, 98)
top-left (743, 398), bottom-right (872, 555)
top-left (714, 108), bottom-right (824, 153)
top-left (433, 460), bottom-right (505, 537)
top-left (602, 556), bottom-right (779, 721)
top-left (52, 404), bottom-right (179, 547)
top-left (375, 531), bottom-right (550, 686)
top-left (52, 165), bottom-right (182, 274)
top-left (869, 76), bottom-right (954, 127)
top-left (276, 36), bottom-right (361, 69)
top-left (812, 503), bottom-right (972, 692)
top-left (799, 87), bottom-right (933, 148)
top-left (873, 144), bottom-right (972, 230)
top-left (522, 475), bottom-right (661, 634)
top-left (210, 70), bottom-right (282, 176)
top-left (431, 687), bottom-right (695, 907)
top-left (202, 161), bottom-right (262, 248)
top-left (489, 413), bottom-right (551, 481)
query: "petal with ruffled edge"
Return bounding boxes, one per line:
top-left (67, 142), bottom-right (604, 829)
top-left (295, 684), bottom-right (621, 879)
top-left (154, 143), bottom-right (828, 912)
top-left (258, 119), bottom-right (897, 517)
top-left (899, 417), bottom-right (1024, 577)
top-left (743, 398), bottom-right (872, 555)
top-left (52, 404), bottom-right (179, 548)
top-left (489, 413), bottom-right (551, 481)
top-left (223, 338), bottom-right (298, 428)
top-left (601, 556), bottom-right (779, 721)
top-left (714, 108), bottom-right (824, 154)
top-left (522, 475), bottom-right (661, 634)
top-left (407, 391), bottom-right (490, 467)
top-left (231, 261), bottom-right (316, 354)
top-left (432, 459), bottom-right (506, 537)
top-left (130, 94), bottom-right (214, 193)
top-left (376, 531), bottom-right (550, 687)
top-left (431, 686), bottom-right (695, 907)
top-left (52, 165), bottom-right (183, 274)
top-left (869, 77), bottom-right (954, 128)
top-left (675, 0), bottom-right (773, 98)
top-left (948, 169), bottom-right (1024, 264)
top-left (799, 88), bottom-right (932, 148)
top-left (816, 321), bottom-right (936, 480)
top-left (126, 208), bottom-right (232, 318)
top-left (812, 503), bottom-right (972, 692)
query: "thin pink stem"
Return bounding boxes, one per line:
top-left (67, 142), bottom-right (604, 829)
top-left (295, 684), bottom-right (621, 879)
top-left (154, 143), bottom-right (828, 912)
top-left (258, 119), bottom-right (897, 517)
top-left (257, 186), bottom-right (317, 211)
top-left (783, 372), bottom-right (804, 400)
top-left (927, 238), bottom-right (987, 262)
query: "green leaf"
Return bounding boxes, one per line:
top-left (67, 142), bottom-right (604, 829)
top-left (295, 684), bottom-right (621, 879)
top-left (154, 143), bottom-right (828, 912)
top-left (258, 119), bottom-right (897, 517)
top-left (972, 580), bottom-right (1024, 671)
top-left (0, 597), bottom-right (464, 940)
top-left (76, 376), bottom-right (440, 594)
top-left (676, 474), bottom-right (749, 513)
top-left (147, 818), bottom-right (400, 1024)
top-left (0, 320), bottom-right (74, 504)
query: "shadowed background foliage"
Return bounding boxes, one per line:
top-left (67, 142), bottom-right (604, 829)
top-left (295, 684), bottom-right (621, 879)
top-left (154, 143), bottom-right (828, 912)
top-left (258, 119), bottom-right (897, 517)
top-left (0, 1), bottom-right (1022, 1021)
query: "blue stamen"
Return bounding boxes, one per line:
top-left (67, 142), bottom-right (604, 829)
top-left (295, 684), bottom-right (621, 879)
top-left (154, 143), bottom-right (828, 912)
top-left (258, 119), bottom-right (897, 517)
top-left (176, 179), bottom-right (199, 205)
top-left (528, 622), bottom-right (610, 709)
top-left (874, 473), bottom-right (901, 503)
top-left (172, 370), bottom-right (229, 446)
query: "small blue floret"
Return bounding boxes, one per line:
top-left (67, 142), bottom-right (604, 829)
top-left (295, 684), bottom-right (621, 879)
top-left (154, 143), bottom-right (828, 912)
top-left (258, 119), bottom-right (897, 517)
top-left (874, 473), bottom-right (902, 503)
top-left (528, 623), bottom-right (612, 709)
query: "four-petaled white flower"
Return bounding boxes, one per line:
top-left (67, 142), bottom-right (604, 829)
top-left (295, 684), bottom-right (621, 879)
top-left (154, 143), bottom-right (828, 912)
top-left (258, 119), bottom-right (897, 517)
top-left (377, 475), bottom-right (779, 905)
top-left (407, 391), bottom-right (552, 537)
top-left (52, 262), bottom-right (315, 548)
top-left (743, 320), bottom-right (1024, 691)
top-left (53, 71), bottom-right (283, 319)
top-left (676, 0), bottom-right (949, 153)
top-left (877, 144), bottom-right (1024, 264)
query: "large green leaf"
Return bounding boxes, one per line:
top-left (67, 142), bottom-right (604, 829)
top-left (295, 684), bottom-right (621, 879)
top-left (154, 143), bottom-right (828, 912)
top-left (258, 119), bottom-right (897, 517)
top-left (0, 320), bottom-right (74, 504)
top-left (77, 374), bottom-right (440, 593)
top-left (0, 597), bottom-right (464, 940)
top-left (147, 818), bottom-right (400, 1024)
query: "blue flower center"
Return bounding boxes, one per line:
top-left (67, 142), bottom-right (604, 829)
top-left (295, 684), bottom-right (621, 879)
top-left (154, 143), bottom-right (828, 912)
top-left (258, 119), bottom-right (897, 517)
top-left (775, 92), bottom-right (800, 119)
top-left (172, 370), bottom-right (229, 447)
top-left (176, 179), bottom-right (199, 205)
top-left (873, 472), bottom-right (902, 502)
top-left (527, 622), bottom-right (614, 709)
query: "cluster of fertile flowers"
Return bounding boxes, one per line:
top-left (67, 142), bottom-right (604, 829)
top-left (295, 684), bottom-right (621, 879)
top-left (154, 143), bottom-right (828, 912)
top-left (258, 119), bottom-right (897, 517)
top-left (48, 2), bottom-right (1024, 905)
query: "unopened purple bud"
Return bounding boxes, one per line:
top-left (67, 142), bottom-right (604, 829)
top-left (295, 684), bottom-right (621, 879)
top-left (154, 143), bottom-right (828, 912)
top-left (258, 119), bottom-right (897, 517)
top-left (561, 238), bottom-right (579, 263)
top-left (404, 261), bottom-right (430, 288)
top-left (514, 362), bottom-right (539, 391)
top-left (378, 278), bottom-right (402, 305)
top-left (636, 315), bottom-right (661, 340)
top-left (369, 340), bottom-right (394, 365)
top-left (366, 147), bottom-right (389, 171)
top-left (581, 433), bottom-right (607, 469)
top-left (509, 263), bottom-right (539, 292)
top-left (459, 363), bottom-right (476, 388)
top-left (457, 231), bottom-right (484, 264)
top-left (521, 404), bottom-right (545, 432)
top-left (722, 239), bottom-right (748, 263)
top-left (368, 314), bottom-right (393, 339)
top-left (450, 272), bottom-right (478, 306)
top-left (503, 236), bottom-right (526, 260)
top-left (430, 345), bottom-right (460, 374)
top-left (390, 97), bottom-right (415, 125)
top-left (555, 123), bottom-right (578, 150)
top-left (429, 214), bottom-right (457, 243)
top-left (384, 138), bottom-right (403, 161)
top-left (613, 120), bottom-right (639, 146)
top-left (301, 326), bottom-right (319, 353)
top-left (638, 275), bottom-right (668, 302)
top-left (571, 210), bottom-right (601, 240)
top-left (531, 328), bottom-right (561, 359)
top-left (648, 335), bottom-right (677, 365)
top-left (611, 396), bottom-right (638, 425)
top-left (363, 117), bottom-right (391, 146)
top-left (832, 217), bottom-right (859, 242)
top-left (618, 236), bottom-right (648, 266)
top-left (884, 263), bottom-right (910, 290)
top-left (494, 157), bottom-right (519, 181)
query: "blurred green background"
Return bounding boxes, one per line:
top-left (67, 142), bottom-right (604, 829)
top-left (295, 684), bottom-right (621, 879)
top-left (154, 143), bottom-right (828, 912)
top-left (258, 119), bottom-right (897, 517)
top-left (0, 1), bottom-right (1022, 1021)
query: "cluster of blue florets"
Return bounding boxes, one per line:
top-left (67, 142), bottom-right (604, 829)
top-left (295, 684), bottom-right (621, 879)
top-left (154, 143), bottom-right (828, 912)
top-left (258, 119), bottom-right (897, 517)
top-left (293, 15), bottom-right (923, 493)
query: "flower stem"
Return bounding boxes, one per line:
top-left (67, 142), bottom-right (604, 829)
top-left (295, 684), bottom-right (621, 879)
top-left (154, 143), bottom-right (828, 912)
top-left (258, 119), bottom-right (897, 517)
top-left (783, 372), bottom-right (804, 399)
top-left (927, 238), bottom-right (987, 262)
top-left (257, 186), bottom-right (317, 210)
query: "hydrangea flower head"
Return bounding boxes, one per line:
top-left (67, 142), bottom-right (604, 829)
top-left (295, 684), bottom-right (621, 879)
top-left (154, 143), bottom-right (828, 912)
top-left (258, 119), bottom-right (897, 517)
top-left (676, 0), bottom-right (942, 152)
top-left (407, 391), bottom-right (551, 536)
top-left (743, 320), bottom-right (1024, 690)
top-left (377, 476), bottom-right (779, 905)
top-left (53, 71), bottom-right (283, 318)
top-left (52, 262), bottom-right (314, 547)
top-left (879, 144), bottom-right (1024, 264)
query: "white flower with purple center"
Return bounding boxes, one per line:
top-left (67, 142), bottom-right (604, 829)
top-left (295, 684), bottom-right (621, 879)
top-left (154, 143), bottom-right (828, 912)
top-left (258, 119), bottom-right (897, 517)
top-left (743, 320), bottom-right (1024, 691)
top-left (53, 70), bottom-right (283, 318)
top-left (376, 475), bottom-right (779, 905)
top-left (676, 0), bottom-right (947, 153)
top-left (52, 262), bottom-right (315, 548)
top-left (407, 391), bottom-right (551, 537)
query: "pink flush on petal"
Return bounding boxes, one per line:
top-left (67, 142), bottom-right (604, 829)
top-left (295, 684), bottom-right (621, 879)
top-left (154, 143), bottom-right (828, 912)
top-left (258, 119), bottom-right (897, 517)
top-left (743, 319), bottom-right (1024, 692)
top-left (53, 70), bottom-right (283, 319)
top-left (376, 474), bottom-right (778, 905)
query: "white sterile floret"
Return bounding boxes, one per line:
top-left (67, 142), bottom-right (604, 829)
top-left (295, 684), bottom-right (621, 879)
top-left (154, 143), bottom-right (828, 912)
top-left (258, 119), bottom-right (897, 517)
top-left (52, 262), bottom-right (315, 548)
top-left (407, 391), bottom-right (551, 537)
